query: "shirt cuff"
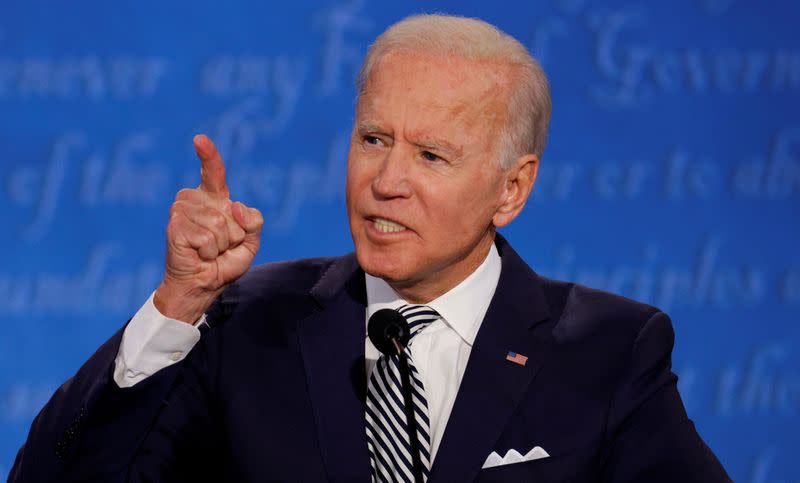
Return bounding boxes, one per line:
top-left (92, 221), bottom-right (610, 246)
top-left (113, 291), bottom-right (204, 388)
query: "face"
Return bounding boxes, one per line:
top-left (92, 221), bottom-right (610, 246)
top-left (346, 50), bottom-right (534, 302)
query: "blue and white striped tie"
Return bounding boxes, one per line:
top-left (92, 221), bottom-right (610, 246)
top-left (365, 304), bottom-right (439, 483)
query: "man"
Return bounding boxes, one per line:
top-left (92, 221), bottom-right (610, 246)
top-left (10, 14), bottom-right (730, 482)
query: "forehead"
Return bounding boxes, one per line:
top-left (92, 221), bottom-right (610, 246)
top-left (356, 51), bottom-right (514, 137)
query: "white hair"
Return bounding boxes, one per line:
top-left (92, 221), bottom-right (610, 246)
top-left (356, 14), bottom-right (552, 168)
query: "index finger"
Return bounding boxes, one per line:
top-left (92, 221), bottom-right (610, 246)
top-left (194, 134), bottom-right (230, 199)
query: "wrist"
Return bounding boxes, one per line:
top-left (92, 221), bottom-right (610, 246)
top-left (153, 280), bottom-right (218, 324)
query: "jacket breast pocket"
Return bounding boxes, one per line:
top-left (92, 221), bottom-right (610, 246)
top-left (474, 446), bottom-right (596, 483)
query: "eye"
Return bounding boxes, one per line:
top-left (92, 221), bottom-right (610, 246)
top-left (421, 151), bottom-right (439, 162)
top-left (364, 135), bottom-right (382, 146)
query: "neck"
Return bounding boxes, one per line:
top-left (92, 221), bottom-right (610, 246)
top-left (389, 231), bottom-right (495, 304)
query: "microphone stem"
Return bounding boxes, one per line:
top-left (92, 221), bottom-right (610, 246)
top-left (397, 351), bottom-right (424, 483)
top-left (392, 338), bottom-right (405, 355)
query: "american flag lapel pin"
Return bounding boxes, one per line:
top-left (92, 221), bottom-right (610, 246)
top-left (506, 351), bottom-right (528, 366)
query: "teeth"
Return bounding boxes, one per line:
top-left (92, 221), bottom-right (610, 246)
top-left (373, 217), bottom-right (407, 233)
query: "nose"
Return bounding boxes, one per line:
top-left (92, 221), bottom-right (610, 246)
top-left (371, 144), bottom-right (413, 199)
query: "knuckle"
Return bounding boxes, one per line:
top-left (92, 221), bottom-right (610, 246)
top-left (196, 230), bottom-right (212, 247)
top-left (167, 215), bottom-right (184, 234)
top-left (211, 213), bottom-right (227, 230)
top-left (175, 188), bottom-right (194, 202)
top-left (169, 202), bottom-right (183, 218)
top-left (220, 199), bottom-right (235, 216)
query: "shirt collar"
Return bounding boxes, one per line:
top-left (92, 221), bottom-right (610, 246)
top-left (365, 242), bottom-right (502, 346)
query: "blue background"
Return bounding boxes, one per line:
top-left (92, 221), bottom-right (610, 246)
top-left (1, 0), bottom-right (798, 480)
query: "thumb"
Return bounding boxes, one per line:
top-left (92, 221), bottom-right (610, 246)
top-left (232, 201), bottom-right (264, 235)
top-left (232, 202), bottom-right (263, 258)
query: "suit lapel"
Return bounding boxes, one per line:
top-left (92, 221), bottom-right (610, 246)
top-left (430, 237), bottom-right (555, 482)
top-left (296, 254), bottom-right (372, 482)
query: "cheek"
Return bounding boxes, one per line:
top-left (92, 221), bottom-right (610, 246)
top-left (421, 189), bottom-right (486, 238)
top-left (345, 154), bottom-right (370, 205)
top-left (444, 182), bottom-right (500, 232)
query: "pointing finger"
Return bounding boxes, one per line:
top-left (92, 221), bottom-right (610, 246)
top-left (194, 134), bottom-right (230, 199)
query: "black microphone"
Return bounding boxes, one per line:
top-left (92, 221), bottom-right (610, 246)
top-left (367, 308), bottom-right (424, 483)
top-left (368, 308), bottom-right (410, 356)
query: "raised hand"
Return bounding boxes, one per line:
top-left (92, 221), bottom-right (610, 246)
top-left (153, 135), bottom-right (264, 323)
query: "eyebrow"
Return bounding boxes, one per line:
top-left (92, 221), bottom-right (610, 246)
top-left (410, 134), bottom-right (462, 158)
top-left (356, 122), bottom-right (385, 136)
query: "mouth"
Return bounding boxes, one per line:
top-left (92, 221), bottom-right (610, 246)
top-left (368, 216), bottom-right (408, 234)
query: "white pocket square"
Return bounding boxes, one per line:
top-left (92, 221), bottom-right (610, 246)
top-left (482, 446), bottom-right (550, 469)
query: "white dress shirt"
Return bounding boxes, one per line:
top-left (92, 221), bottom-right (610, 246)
top-left (114, 243), bottom-right (501, 463)
top-left (112, 292), bottom-right (203, 387)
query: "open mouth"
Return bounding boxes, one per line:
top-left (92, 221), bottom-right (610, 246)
top-left (371, 217), bottom-right (408, 233)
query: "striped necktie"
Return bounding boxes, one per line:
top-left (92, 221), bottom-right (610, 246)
top-left (365, 304), bottom-right (440, 483)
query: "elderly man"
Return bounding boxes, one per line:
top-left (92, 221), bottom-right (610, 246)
top-left (11, 14), bottom-right (729, 482)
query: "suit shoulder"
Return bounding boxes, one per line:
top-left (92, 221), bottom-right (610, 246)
top-left (537, 275), bottom-right (664, 342)
top-left (206, 255), bottom-right (345, 324)
top-left (236, 256), bottom-right (339, 295)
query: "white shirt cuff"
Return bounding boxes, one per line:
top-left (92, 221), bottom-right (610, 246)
top-left (113, 291), bottom-right (204, 388)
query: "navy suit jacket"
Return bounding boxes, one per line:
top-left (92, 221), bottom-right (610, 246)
top-left (10, 236), bottom-right (730, 482)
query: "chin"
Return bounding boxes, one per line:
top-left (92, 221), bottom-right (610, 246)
top-left (355, 245), bottom-right (416, 283)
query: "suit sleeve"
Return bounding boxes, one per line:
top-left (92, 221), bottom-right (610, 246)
top-left (8, 322), bottom-right (185, 482)
top-left (9, 303), bottom-right (223, 482)
top-left (600, 311), bottom-right (731, 483)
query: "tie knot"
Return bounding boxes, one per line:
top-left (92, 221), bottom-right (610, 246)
top-left (397, 304), bottom-right (439, 343)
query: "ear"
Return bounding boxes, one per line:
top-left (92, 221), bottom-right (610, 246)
top-left (492, 154), bottom-right (539, 228)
